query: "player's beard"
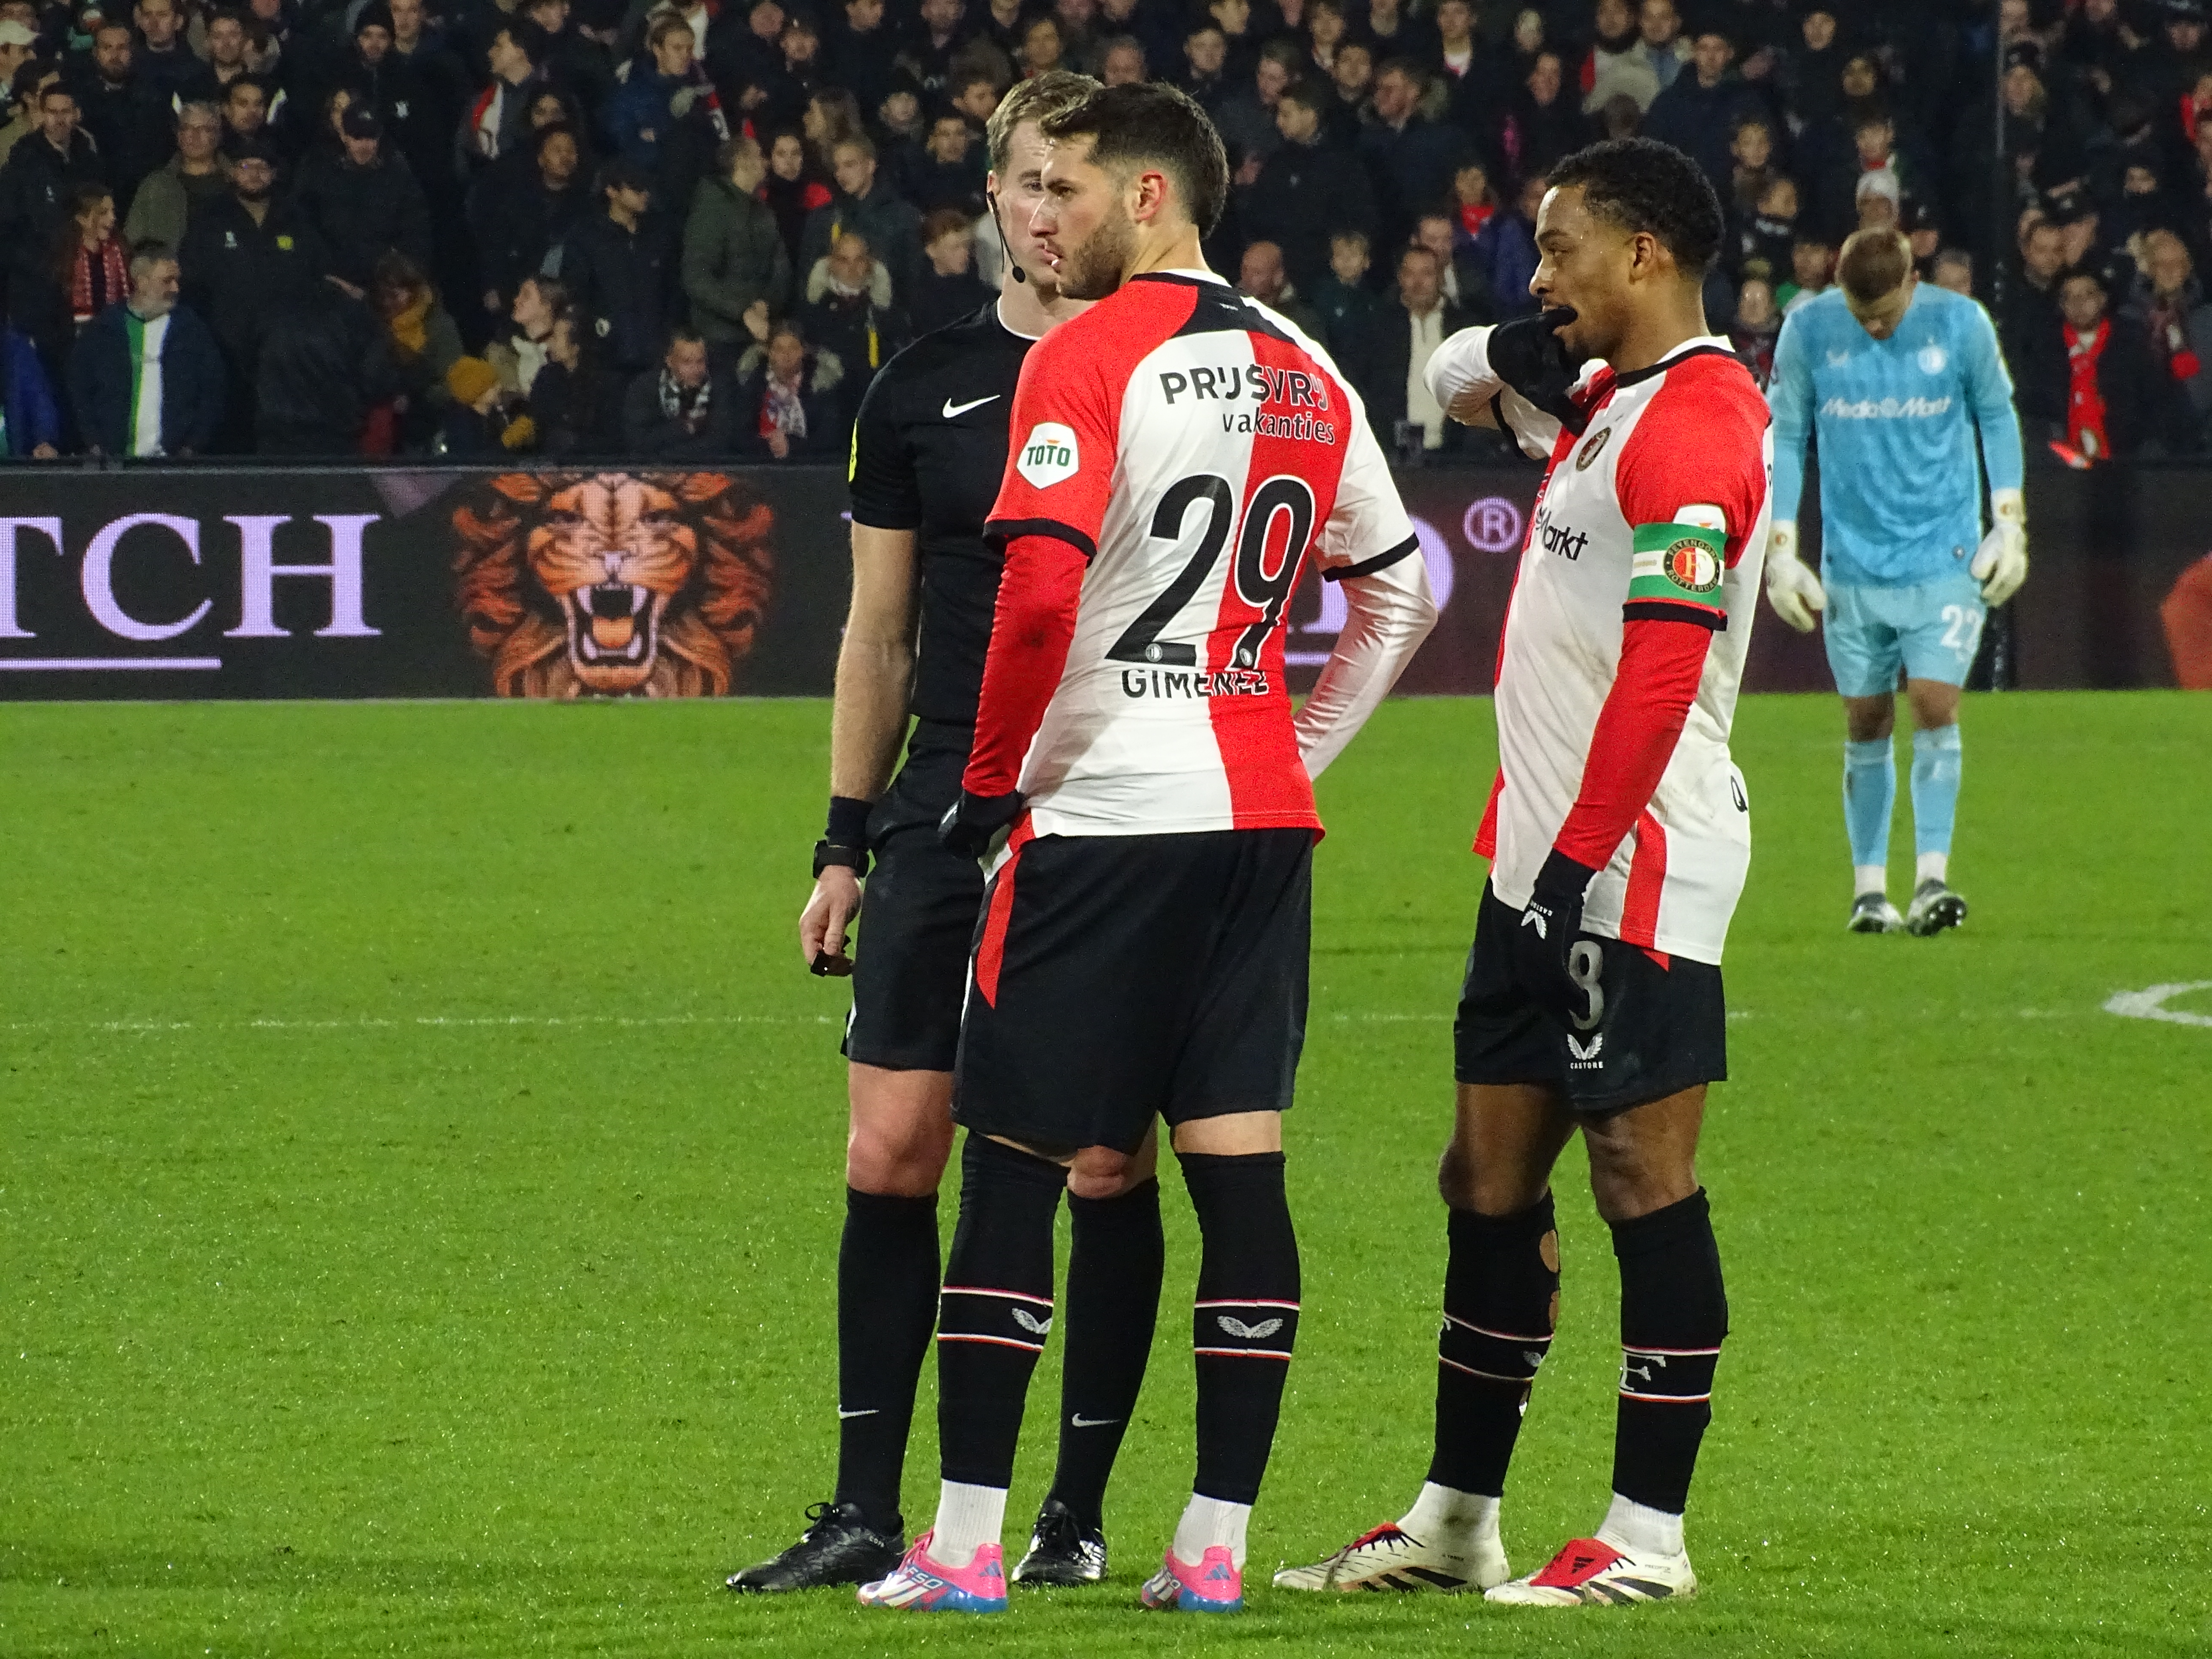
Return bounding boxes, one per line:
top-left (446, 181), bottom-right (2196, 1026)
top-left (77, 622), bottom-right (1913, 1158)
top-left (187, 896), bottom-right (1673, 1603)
top-left (1054, 202), bottom-right (1138, 301)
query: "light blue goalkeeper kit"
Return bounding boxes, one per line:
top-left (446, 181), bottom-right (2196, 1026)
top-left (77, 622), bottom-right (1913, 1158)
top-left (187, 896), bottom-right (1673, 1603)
top-left (1768, 284), bottom-right (2025, 882)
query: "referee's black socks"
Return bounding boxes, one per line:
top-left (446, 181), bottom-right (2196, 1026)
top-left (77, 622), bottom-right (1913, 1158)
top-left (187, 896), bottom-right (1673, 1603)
top-left (833, 1186), bottom-right (940, 1533)
top-left (1047, 1176), bottom-right (1164, 1533)
top-left (1610, 1188), bottom-right (1728, 1520)
top-left (1182, 1150), bottom-right (1300, 1536)
top-left (1427, 1194), bottom-right (1560, 1500)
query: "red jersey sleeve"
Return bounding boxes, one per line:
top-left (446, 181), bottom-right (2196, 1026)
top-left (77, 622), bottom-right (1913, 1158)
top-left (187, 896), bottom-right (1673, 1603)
top-left (983, 323), bottom-right (1121, 562)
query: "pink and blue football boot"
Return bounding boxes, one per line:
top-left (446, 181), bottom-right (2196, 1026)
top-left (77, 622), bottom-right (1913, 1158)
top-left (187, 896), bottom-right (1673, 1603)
top-left (855, 1531), bottom-right (1007, 1613)
top-left (1139, 1546), bottom-right (1244, 1612)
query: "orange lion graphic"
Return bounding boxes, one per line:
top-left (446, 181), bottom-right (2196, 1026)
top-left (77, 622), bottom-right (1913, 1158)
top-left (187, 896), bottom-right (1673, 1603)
top-left (451, 471), bottom-right (775, 697)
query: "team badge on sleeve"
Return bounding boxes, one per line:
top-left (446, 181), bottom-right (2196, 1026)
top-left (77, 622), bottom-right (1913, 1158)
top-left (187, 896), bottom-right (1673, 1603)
top-left (1628, 524), bottom-right (1729, 623)
top-left (1016, 423), bottom-right (1080, 488)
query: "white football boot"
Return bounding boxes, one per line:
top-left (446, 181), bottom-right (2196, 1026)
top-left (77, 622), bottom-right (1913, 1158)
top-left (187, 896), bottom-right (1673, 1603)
top-left (1272, 1521), bottom-right (1508, 1594)
top-left (1484, 1535), bottom-right (1696, 1607)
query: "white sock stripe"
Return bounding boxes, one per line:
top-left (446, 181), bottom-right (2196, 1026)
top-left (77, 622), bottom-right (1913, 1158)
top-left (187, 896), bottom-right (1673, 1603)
top-left (941, 1285), bottom-right (1055, 1307)
top-left (1193, 1298), bottom-right (1301, 1310)
top-left (1193, 1345), bottom-right (1294, 1360)
top-left (1445, 1313), bottom-right (1554, 1343)
top-left (1440, 1355), bottom-right (1535, 1383)
top-left (1619, 1388), bottom-right (1713, 1403)
top-left (1622, 1345), bottom-right (1723, 1357)
top-left (937, 1333), bottom-right (1045, 1352)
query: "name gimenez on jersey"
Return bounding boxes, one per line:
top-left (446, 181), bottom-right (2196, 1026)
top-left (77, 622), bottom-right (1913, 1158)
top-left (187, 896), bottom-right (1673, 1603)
top-left (1158, 364), bottom-right (1342, 444)
top-left (1119, 665), bottom-right (1272, 700)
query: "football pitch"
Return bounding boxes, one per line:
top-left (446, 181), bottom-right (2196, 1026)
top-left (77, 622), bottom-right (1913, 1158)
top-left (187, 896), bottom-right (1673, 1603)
top-left (3, 692), bottom-right (2207, 1659)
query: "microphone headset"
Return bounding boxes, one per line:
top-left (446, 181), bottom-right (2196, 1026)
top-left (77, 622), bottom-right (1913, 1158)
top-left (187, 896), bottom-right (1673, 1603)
top-left (987, 186), bottom-right (1026, 284)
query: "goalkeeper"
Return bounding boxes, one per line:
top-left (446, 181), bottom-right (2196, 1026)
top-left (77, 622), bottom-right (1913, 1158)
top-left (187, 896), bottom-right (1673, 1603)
top-left (1763, 228), bottom-right (2027, 936)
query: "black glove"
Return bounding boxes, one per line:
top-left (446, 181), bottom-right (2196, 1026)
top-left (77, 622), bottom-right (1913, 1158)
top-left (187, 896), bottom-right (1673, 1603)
top-left (1511, 848), bottom-right (1601, 1028)
top-left (1486, 307), bottom-right (1586, 434)
top-left (938, 789), bottom-right (1025, 860)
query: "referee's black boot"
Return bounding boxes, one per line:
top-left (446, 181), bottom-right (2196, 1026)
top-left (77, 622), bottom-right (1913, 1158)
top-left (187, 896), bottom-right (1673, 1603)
top-left (725, 1500), bottom-right (903, 1593)
top-left (1011, 1496), bottom-right (1109, 1586)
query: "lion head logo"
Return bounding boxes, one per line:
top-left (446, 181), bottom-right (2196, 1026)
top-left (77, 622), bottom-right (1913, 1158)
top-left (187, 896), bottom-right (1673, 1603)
top-left (450, 471), bottom-right (774, 697)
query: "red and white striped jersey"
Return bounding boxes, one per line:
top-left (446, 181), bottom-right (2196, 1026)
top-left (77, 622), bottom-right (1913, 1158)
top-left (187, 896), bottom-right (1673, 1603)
top-left (969, 270), bottom-right (1420, 838)
top-left (1427, 330), bottom-right (1774, 964)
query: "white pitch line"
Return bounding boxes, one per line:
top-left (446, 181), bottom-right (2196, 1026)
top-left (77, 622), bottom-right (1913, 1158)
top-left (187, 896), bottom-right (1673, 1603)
top-left (1, 1013), bottom-right (842, 1035)
top-left (2102, 982), bottom-right (2212, 1030)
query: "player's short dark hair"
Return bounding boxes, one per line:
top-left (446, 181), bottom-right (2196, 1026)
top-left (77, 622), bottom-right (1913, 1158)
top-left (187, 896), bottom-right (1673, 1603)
top-left (1038, 81), bottom-right (1229, 236)
top-left (1837, 229), bottom-right (1911, 303)
top-left (1546, 136), bottom-right (1724, 277)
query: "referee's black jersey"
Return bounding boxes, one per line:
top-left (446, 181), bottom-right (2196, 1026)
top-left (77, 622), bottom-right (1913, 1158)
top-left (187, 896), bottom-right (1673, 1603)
top-left (846, 302), bottom-right (1035, 736)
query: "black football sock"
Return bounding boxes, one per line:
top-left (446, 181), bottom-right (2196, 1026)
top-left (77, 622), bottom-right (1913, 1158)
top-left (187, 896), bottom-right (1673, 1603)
top-left (1181, 1150), bottom-right (1300, 1507)
top-left (1610, 1188), bottom-right (1728, 1518)
top-left (1426, 1194), bottom-right (1560, 1500)
top-left (1046, 1176), bottom-right (1165, 1532)
top-left (935, 1132), bottom-right (1065, 1491)
top-left (832, 1187), bottom-right (940, 1534)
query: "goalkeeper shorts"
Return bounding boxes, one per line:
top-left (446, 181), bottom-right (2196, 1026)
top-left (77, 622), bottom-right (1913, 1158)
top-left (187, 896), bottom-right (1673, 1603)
top-left (1823, 570), bottom-right (1986, 697)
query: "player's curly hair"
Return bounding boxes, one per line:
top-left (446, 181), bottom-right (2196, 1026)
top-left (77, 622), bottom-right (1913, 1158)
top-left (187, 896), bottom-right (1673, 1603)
top-left (1547, 137), bottom-right (1724, 277)
top-left (1039, 81), bottom-right (1229, 236)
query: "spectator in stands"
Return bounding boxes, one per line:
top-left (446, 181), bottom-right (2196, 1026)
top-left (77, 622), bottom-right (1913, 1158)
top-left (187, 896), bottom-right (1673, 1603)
top-left (1728, 275), bottom-right (1778, 387)
top-left (1431, 0), bottom-right (1507, 140)
top-left (1100, 34), bottom-right (1145, 87)
top-left (1215, 40), bottom-right (1301, 181)
top-left (1413, 210), bottom-right (1490, 320)
top-left (1583, 0), bottom-right (1661, 116)
top-left (131, 0), bottom-right (200, 105)
top-left (802, 227), bottom-right (905, 408)
top-left (1178, 20), bottom-right (1231, 114)
top-left (376, 0), bottom-right (471, 203)
top-left (2124, 227), bottom-right (2212, 442)
top-left (0, 81), bottom-right (102, 247)
top-left (607, 12), bottom-right (725, 182)
top-left (0, 311), bottom-right (58, 456)
top-left (1933, 247), bottom-right (1974, 296)
top-left (253, 285), bottom-right (396, 456)
top-left (683, 134), bottom-right (791, 353)
top-left (1504, 49), bottom-right (1595, 187)
top-left (488, 272), bottom-right (566, 403)
top-left (435, 354), bottom-right (515, 455)
top-left (370, 251), bottom-right (463, 448)
top-left (1348, 243), bottom-right (1474, 457)
top-left (1467, 170), bottom-right (1543, 320)
top-left (1780, 228), bottom-right (1834, 312)
top-left (1358, 0), bottom-right (1428, 67)
top-left (1245, 81), bottom-right (1371, 295)
top-left (1631, 0), bottom-right (1691, 95)
top-left (1309, 229), bottom-right (1379, 353)
top-left (464, 17), bottom-right (551, 173)
top-left (900, 109), bottom-right (986, 217)
top-left (187, 10), bottom-right (257, 108)
top-left (1325, 41), bottom-right (1374, 142)
top-left (551, 156), bottom-right (672, 378)
top-left (529, 307), bottom-right (623, 454)
top-left (295, 104), bottom-right (434, 294)
top-left (1361, 61), bottom-right (1472, 260)
top-left (1641, 26), bottom-right (1750, 195)
top-left (761, 126), bottom-right (829, 270)
top-left (122, 102), bottom-right (225, 255)
top-left (73, 21), bottom-right (167, 213)
top-left (216, 77), bottom-right (273, 161)
top-left (477, 122), bottom-right (588, 316)
top-left (907, 207), bottom-right (988, 334)
top-left (801, 132), bottom-right (919, 298)
top-left (734, 315), bottom-right (841, 458)
top-left (2004, 215), bottom-right (2072, 426)
top-left (528, 0), bottom-right (616, 126)
top-left (2056, 264), bottom-right (2194, 461)
top-left (11, 180), bottom-right (127, 422)
top-left (69, 240), bottom-right (223, 457)
top-left (622, 324), bottom-right (731, 456)
top-left (825, 0), bottom-right (895, 119)
top-left (0, 61), bottom-right (55, 173)
top-left (180, 133), bottom-right (339, 449)
top-left (1237, 238), bottom-right (1323, 338)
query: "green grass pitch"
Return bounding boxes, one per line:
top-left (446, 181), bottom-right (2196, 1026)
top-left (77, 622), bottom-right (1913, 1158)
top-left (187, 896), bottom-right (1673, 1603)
top-left (3, 692), bottom-right (2208, 1659)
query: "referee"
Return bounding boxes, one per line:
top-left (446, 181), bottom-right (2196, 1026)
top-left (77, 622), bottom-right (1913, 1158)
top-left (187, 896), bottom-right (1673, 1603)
top-left (727, 70), bottom-right (1166, 1595)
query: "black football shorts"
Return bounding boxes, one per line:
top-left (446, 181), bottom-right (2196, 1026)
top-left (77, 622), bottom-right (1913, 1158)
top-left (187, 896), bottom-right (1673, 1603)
top-left (955, 827), bottom-right (1314, 1155)
top-left (1454, 882), bottom-right (1726, 1115)
top-left (843, 740), bottom-right (982, 1072)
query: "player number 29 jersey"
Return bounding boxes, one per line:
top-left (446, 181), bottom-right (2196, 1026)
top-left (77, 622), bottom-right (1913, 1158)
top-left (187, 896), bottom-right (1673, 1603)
top-left (982, 271), bottom-right (1418, 838)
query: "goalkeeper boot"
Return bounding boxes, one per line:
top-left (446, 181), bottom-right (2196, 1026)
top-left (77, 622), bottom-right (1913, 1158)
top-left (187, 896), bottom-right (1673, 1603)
top-left (726, 1500), bottom-right (902, 1593)
top-left (855, 1532), bottom-right (1008, 1613)
top-left (1484, 1535), bottom-right (1696, 1607)
top-left (1012, 1497), bottom-right (1108, 1587)
top-left (1273, 1520), bottom-right (1507, 1593)
top-left (1904, 878), bottom-right (1968, 937)
top-left (1847, 892), bottom-right (1904, 934)
top-left (1139, 1545), bottom-right (1243, 1613)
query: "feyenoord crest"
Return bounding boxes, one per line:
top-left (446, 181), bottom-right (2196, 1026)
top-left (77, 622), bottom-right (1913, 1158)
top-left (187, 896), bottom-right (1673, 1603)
top-left (1016, 422), bottom-right (1080, 488)
top-left (1662, 537), bottom-right (1724, 594)
top-left (1575, 426), bottom-right (1612, 470)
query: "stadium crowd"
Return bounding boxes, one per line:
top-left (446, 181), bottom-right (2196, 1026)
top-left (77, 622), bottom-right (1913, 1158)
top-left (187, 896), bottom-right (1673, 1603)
top-left (0, 0), bottom-right (2209, 463)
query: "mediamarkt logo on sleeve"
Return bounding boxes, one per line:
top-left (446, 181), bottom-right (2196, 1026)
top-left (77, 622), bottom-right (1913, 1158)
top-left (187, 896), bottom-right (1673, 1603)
top-left (1016, 423), bottom-right (1080, 488)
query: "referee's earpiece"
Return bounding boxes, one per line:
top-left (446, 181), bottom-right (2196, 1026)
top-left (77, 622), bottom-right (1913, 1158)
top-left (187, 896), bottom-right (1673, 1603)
top-left (987, 186), bottom-right (1026, 284)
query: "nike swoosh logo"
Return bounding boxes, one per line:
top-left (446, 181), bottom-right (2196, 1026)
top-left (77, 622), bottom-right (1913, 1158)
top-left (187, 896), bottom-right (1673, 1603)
top-left (1071, 1414), bottom-right (1119, 1428)
top-left (942, 395), bottom-right (1001, 418)
top-left (837, 1408), bottom-right (880, 1420)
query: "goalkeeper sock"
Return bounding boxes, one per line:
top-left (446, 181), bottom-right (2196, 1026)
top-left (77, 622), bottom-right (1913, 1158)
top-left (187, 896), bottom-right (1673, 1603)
top-left (1182, 1151), bottom-right (1299, 1508)
top-left (1842, 738), bottom-right (1895, 888)
top-left (1427, 1196), bottom-right (1559, 1499)
top-left (1610, 1190), bottom-right (1727, 1518)
top-left (935, 1134), bottom-right (1062, 1495)
top-left (1911, 724), bottom-right (1962, 877)
top-left (833, 1188), bottom-right (940, 1532)
top-left (1047, 1176), bottom-right (1164, 1532)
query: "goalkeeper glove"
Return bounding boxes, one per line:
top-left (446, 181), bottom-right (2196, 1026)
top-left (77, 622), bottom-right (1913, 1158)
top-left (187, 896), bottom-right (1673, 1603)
top-left (1763, 520), bottom-right (1828, 633)
top-left (1512, 850), bottom-right (1600, 1030)
top-left (1486, 307), bottom-right (1585, 433)
top-left (1971, 487), bottom-right (2029, 605)
top-left (938, 789), bottom-right (1024, 860)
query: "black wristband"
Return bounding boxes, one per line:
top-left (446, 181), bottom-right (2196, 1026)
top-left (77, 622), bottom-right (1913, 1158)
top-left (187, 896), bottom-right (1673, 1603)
top-left (826, 795), bottom-right (872, 847)
top-left (813, 840), bottom-right (869, 879)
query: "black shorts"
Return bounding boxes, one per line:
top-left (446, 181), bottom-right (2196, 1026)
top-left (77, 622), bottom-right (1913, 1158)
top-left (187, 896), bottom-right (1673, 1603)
top-left (1454, 883), bottom-right (1727, 1115)
top-left (842, 737), bottom-right (983, 1072)
top-left (955, 827), bottom-right (1314, 1155)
